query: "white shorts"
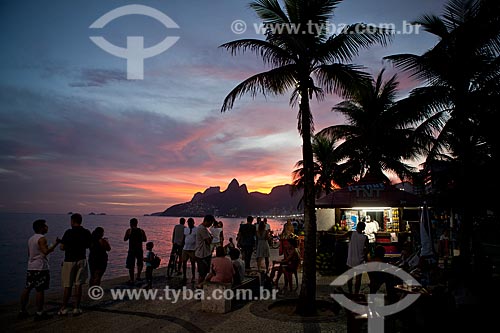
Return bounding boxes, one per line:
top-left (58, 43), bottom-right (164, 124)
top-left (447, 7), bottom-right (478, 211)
top-left (61, 259), bottom-right (88, 288)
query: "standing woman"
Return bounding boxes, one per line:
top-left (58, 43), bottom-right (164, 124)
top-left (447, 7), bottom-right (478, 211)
top-left (256, 220), bottom-right (270, 272)
top-left (210, 221), bottom-right (223, 254)
top-left (89, 227), bottom-right (111, 286)
top-left (182, 217), bottom-right (198, 283)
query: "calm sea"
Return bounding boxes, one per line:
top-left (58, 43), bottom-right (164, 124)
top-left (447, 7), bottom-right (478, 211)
top-left (0, 213), bottom-right (285, 305)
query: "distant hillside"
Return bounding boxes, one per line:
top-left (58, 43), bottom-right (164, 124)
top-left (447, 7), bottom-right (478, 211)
top-left (151, 178), bottom-right (302, 217)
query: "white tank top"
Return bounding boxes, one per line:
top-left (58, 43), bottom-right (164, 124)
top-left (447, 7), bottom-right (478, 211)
top-left (27, 234), bottom-right (49, 270)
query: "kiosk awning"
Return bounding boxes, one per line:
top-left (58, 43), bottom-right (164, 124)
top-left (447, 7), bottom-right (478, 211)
top-left (316, 182), bottom-right (422, 208)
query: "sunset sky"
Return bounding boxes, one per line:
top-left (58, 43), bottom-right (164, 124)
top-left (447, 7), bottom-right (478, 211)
top-left (0, 0), bottom-right (447, 215)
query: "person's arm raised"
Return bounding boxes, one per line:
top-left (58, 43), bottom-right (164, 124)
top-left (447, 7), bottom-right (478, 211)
top-left (39, 236), bottom-right (60, 255)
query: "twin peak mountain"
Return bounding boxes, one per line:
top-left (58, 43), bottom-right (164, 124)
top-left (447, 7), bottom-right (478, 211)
top-left (153, 178), bottom-right (302, 217)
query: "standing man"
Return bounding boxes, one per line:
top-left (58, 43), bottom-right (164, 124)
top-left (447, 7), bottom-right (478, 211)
top-left (346, 221), bottom-right (368, 294)
top-left (194, 214), bottom-right (215, 288)
top-left (364, 215), bottom-right (379, 258)
top-left (19, 219), bottom-right (60, 321)
top-left (171, 217), bottom-right (186, 273)
top-left (58, 213), bottom-right (92, 315)
top-left (124, 218), bottom-right (147, 284)
top-left (237, 215), bottom-right (256, 270)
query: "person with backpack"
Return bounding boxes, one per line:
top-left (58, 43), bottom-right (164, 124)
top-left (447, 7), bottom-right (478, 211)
top-left (144, 241), bottom-right (157, 289)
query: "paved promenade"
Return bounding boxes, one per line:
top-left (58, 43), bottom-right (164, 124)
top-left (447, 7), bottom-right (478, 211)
top-left (2, 247), bottom-right (351, 332)
top-left (3, 247), bottom-right (497, 332)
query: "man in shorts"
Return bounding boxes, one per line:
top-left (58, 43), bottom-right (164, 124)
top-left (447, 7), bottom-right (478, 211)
top-left (19, 219), bottom-right (60, 321)
top-left (194, 215), bottom-right (215, 288)
top-left (59, 213), bottom-right (92, 315)
top-left (124, 218), bottom-right (147, 284)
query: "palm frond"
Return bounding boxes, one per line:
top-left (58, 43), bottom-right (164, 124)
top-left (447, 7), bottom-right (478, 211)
top-left (317, 23), bottom-right (393, 63)
top-left (249, 0), bottom-right (290, 24)
top-left (285, 0), bottom-right (341, 25)
top-left (412, 14), bottom-right (449, 38)
top-left (383, 54), bottom-right (433, 82)
top-left (442, 0), bottom-right (480, 29)
top-left (219, 39), bottom-right (294, 67)
top-left (221, 65), bottom-right (297, 112)
top-left (314, 63), bottom-right (370, 98)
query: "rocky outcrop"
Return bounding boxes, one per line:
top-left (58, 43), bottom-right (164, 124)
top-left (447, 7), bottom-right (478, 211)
top-left (151, 179), bottom-right (302, 217)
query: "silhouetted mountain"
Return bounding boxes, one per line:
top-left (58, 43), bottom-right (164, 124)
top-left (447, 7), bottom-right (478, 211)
top-left (151, 178), bottom-right (302, 217)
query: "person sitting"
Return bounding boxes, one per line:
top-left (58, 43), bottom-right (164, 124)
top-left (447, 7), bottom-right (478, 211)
top-left (224, 237), bottom-right (236, 255)
top-left (229, 248), bottom-right (245, 286)
top-left (205, 246), bottom-right (234, 284)
top-left (270, 238), bottom-right (300, 291)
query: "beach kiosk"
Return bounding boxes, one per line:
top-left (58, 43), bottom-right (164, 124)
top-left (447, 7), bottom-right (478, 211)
top-left (315, 178), bottom-right (422, 257)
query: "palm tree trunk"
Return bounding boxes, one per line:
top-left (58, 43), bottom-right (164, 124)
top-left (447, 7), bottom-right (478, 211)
top-left (296, 87), bottom-right (317, 316)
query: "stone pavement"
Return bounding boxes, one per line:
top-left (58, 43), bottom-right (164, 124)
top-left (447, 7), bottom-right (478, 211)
top-left (2, 247), bottom-right (353, 332)
top-left (3, 246), bottom-right (497, 332)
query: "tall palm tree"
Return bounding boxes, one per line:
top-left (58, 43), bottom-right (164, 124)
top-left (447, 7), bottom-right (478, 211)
top-left (384, 0), bottom-right (500, 258)
top-left (317, 69), bottom-right (423, 183)
top-left (220, 0), bottom-right (391, 314)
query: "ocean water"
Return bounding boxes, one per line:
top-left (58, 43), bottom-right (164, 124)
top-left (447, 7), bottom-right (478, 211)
top-left (0, 213), bottom-right (285, 305)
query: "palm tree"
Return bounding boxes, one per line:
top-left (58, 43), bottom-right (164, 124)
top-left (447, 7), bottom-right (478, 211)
top-left (291, 135), bottom-right (353, 205)
top-left (384, 0), bottom-right (500, 258)
top-left (220, 0), bottom-right (391, 314)
top-left (317, 69), bottom-right (423, 183)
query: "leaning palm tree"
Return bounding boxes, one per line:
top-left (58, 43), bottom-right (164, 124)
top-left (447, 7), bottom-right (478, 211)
top-left (318, 69), bottom-right (423, 183)
top-left (220, 0), bottom-right (391, 314)
top-left (384, 0), bottom-right (500, 258)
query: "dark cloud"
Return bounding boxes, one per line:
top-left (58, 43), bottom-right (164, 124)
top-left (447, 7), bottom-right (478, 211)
top-left (69, 68), bottom-right (127, 87)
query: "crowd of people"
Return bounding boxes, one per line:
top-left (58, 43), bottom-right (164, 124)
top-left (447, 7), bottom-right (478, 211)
top-left (18, 213), bottom-right (300, 321)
